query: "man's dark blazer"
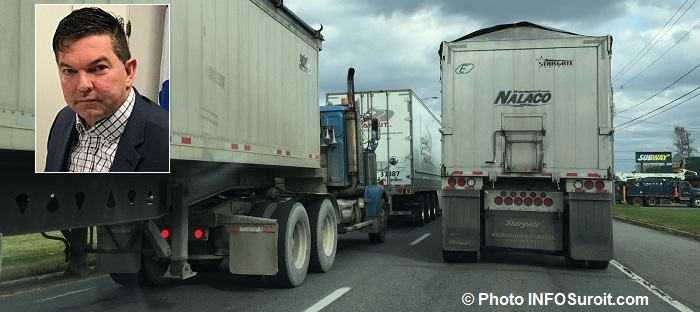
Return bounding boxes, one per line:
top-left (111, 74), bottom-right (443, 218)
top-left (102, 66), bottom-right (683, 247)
top-left (44, 88), bottom-right (169, 172)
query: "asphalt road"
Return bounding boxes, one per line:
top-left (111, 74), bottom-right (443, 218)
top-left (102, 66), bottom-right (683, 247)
top-left (0, 218), bottom-right (698, 312)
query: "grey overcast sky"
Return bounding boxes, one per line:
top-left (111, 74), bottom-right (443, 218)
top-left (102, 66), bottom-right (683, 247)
top-left (285, 0), bottom-right (700, 173)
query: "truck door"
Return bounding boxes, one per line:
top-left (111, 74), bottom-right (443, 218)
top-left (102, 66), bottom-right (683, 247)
top-left (501, 114), bottom-right (545, 172)
top-left (678, 181), bottom-right (692, 201)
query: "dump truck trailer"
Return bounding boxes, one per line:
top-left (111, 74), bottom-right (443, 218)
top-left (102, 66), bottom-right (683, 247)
top-left (327, 90), bottom-right (442, 225)
top-left (0, 0), bottom-right (388, 287)
top-left (439, 22), bottom-right (614, 269)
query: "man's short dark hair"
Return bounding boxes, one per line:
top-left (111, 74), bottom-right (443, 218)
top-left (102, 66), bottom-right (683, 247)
top-left (52, 7), bottom-right (130, 64)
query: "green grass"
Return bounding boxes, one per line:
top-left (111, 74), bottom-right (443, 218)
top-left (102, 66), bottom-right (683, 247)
top-left (612, 203), bottom-right (700, 235)
top-left (1, 231), bottom-right (96, 282)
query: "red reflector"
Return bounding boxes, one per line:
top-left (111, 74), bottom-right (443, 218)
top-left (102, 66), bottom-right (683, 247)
top-left (448, 178), bottom-right (457, 186)
top-left (566, 173), bottom-right (578, 177)
top-left (378, 180), bottom-right (385, 186)
top-left (514, 197), bottom-right (523, 206)
top-left (595, 181), bottom-right (605, 190)
top-left (584, 180), bottom-right (594, 190)
top-left (520, 192), bottom-right (527, 197)
top-left (510, 191), bottom-right (516, 197)
top-left (544, 198), bottom-right (553, 207)
top-left (530, 192), bottom-right (537, 198)
top-left (473, 171), bottom-right (483, 175)
top-left (494, 197), bottom-right (503, 205)
top-left (193, 229), bottom-right (204, 239)
top-left (588, 173), bottom-right (600, 177)
top-left (534, 198), bottom-right (543, 206)
top-left (453, 170), bottom-right (464, 175)
top-left (500, 191), bottom-right (507, 197)
top-left (457, 178), bottom-right (466, 186)
top-left (160, 229), bottom-right (169, 239)
top-left (262, 226), bottom-right (276, 233)
top-left (504, 197), bottom-right (513, 205)
top-left (540, 192), bottom-right (547, 198)
top-left (524, 197), bottom-right (533, 206)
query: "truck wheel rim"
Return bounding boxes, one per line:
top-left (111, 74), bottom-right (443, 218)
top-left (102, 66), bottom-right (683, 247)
top-left (292, 221), bottom-right (308, 269)
top-left (321, 214), bottom-right (334, 256)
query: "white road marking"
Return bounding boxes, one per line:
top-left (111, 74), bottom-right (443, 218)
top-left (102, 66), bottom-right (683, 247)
top-left (410, 233), bottom-right (431, 246)
top-left (304, 287), bottom-right (351, 312)
top-left (36, 287), bottom-right (96, 303)
top-left (611, 260), bottom-right (693, 312)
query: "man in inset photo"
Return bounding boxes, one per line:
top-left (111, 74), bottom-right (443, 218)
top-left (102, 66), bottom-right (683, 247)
top-left (42, 6), bottom-right (169, 172)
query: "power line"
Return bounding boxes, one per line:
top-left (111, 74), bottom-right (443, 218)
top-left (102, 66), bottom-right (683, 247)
top-left (612, 0), bottom-right (691, 82)
top-left (615, 62), bottom-right (700, 113)
top-left (615, 112), bottom-right (700, 130)
top-left (615, 86), bottom-right (700, 130)
top-left (614, 19), bottom-right (700, 94)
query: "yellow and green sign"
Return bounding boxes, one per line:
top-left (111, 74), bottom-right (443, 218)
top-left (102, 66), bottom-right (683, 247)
top-left (635, 152), bottom-right (671, 163)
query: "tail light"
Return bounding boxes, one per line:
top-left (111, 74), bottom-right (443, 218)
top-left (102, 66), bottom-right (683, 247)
top-left (492, 190), bottom-right (557, 208)
top-left (572, 180), bottom-right (609, 193)
top-left (160, 229), bottom-right (170, 239)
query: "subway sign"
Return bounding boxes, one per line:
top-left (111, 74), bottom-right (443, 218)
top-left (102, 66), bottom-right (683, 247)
top-left (635, 152), bottom-right (671, 163)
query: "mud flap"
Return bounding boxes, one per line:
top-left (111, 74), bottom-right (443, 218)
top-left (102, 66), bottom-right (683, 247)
top-left (568, 193), bottom-right (613, 261)
top-left (485, 211), bottom-right (562, 251)
top-left (441, 191), bottom-right (481, 253)
top-left (228, 215), bottom-right (278, 275)
top-left (361, 185), bottom-right (385, 233)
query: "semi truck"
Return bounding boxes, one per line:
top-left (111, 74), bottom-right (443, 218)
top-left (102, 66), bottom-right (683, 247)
top-left (0, 0), bottom-right (389, 288)
top-left (326, 90), bottom-right (442, 226)
top-left (438, 22), bottom-right (614, 269)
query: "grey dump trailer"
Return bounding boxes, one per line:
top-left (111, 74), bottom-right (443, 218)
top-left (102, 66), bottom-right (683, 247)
top-left (327, 90), bottom-right (442, 226)
top-left (0, 0), bottom-right (388, 287)
top-left (439, 22), bottom-right (614, 269)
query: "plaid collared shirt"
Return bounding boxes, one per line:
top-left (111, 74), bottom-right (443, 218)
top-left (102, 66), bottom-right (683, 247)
top-left (68, 89), bottom-right (135, 172)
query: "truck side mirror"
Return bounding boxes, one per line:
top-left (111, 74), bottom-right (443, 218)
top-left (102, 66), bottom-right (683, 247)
top-left (369, 118), bottom-right (380, 150)
top-left (372, 118), bottom-right (380, 141)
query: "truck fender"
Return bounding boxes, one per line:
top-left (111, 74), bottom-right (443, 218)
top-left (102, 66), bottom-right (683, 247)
top-left (363, 185), bottom-right (385, 218)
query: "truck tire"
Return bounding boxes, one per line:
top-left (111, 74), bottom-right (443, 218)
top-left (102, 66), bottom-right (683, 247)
top-left (429, 193), bottom-right (437, 221)
top-left (413, 197), bottom-right (426, 227)
top-left (442, 249), bottom-right (460, 263)
top-left (306, 198), bottom-right (337, 273)
top-left (109, 239), bottom-right (168, 286)
top-left (692, 197), bottom-right (700, 208)
top-left (564, 254), bottom-right (586, 269)
top-left (588, 260), bottom-right (609, 270)
top-left (271, 201), bottom-right (310, 288)
top-left (631, 197), bottom-right (644, 206)
top-left (189, 259), bottom-right (223, 272)
top-left (369, 199), bottom-right (388, 244)
top-left (644, 197), bottom-right (658, 207)
top-left (464, 250), bottom-right (479, 263)
top-left (422, 194), bottom-right (431, 224)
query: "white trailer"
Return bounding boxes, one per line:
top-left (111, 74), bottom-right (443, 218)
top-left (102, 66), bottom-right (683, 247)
top-left (439, 22), bottom-right (614, 268)
top-left (0, 0), bottom-right (389, 288)
top-left (327, 90), bottom-right (442, 225)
